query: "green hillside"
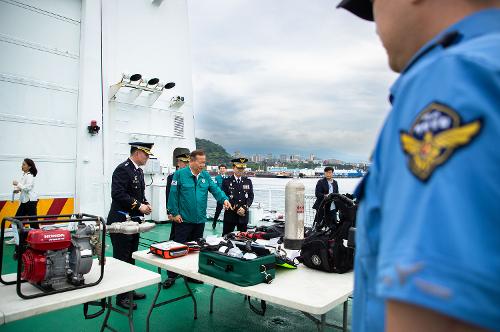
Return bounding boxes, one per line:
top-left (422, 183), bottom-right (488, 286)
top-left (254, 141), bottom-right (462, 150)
top-left (196, 138), bottom-right (233, 166)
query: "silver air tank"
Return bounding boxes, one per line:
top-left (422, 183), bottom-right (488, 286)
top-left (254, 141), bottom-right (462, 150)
top-left (284, 179), bottom-right (305, 249)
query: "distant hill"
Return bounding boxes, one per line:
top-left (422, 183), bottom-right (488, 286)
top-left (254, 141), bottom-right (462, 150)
top-left (196, 138), bottom-right (233, 166)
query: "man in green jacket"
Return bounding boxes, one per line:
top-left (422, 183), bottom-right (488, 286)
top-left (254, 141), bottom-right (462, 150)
top-left (164, 149), bottom-right (230, 288)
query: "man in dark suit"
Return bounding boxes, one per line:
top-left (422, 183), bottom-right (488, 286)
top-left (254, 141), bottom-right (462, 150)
top-left (107, 142), bottom-right (153, 310)
top-left (222, 158), bottom-right (254, 235)
top-left (165, 152), bottom-right (189, 240)
top-left (312, 166), bottom-right (339, 226)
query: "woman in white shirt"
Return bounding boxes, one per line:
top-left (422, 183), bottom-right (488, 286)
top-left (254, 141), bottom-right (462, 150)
top-left (13, 158), bottom-right (38, 227)
top-left (5, 159), bottom-right (39, 244)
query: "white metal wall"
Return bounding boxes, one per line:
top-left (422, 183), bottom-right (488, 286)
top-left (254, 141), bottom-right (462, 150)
top-left (102, 0), bottom-right (196, 217)
top-left (0, 0), bottom-right (81, 200)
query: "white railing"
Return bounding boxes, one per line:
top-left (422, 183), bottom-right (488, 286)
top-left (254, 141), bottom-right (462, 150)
top-left (207, 188), bottom-right (317, 227)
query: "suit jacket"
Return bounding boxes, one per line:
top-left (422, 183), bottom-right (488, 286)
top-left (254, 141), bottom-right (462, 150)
top-left (312, 177), bottom-right (339, 210)
top-left (222, 175), bottom-right (254, 225)
top-left (107, 159), bottom-right (147, 224)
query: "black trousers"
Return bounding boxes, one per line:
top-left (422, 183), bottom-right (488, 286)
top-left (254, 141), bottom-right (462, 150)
top-left (213, 202), bottom-right (223, 222)
top-left (168, 222), bottom-right (176, 240)
top-left (110, 233), bottom-right (140, 300)
top-left (222, 221), bottom-right (247, 236)
top-left (15, 201), bottom-right (39, 229)
top-left (167, 222), bottom-right (204, 278)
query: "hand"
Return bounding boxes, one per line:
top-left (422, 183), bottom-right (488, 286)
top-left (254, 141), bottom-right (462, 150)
top-left (12, 180), bottom-right (18, 186)
top-left (173, 215), bottom-right (183, 223)
top-left (139, 204), bottom-right (152, 215)
top-left (237, 207), bottom-right (246, 217)
top-left (223, 200), bottom-right (231, 210)
top-left (167, 214), bottom-right (173, 221)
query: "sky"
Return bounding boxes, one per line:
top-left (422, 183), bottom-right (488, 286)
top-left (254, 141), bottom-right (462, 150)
top-left (187, 0), bottom-right (397, 162)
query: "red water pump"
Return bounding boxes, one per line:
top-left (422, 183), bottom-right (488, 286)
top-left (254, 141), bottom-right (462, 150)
top-left (18, 222), bottom-right (100, 290)
top-left (21, 229), bottom-right (72, 284)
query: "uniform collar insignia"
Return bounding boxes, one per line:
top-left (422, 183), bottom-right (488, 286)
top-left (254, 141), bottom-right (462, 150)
top-left (400, 102), bottom-right (482, 181)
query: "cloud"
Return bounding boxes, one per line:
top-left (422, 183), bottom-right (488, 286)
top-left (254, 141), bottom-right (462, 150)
top-left (188, 0), bottom-right (397, 162)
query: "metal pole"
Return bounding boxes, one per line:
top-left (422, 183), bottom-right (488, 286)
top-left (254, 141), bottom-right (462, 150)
top-left (343, 300), bottom-right (348, 332)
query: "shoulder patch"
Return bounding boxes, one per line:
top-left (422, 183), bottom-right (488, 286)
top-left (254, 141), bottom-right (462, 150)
top-left (400, 102), bottom-right (482, 181)
top-left (171, 180), bottom-right (177, 186)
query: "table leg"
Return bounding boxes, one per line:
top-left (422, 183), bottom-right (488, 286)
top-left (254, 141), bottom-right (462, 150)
top-left (144, 273), bottom-right (196, 326)
top-left (342, 300), bottom-right (348, 332)
top-left (99, 294), bottom-right (136, 332)
top-left (146, 268), bottom-right (163, 332)
top-left (146, 282), bottom-right (162, 332)
top-left (209, 286), bottom-right (218, 314)
top-left (320, 314), bottom-right (326, 332)
top-left (128, 291), bottom-right (134, 332)
top-left (99, 297), bottom-right (112, 332)
top-left (183, 277), bottom-right (198, 319)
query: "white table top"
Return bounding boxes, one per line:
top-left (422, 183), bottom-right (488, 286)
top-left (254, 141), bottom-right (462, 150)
top-left (0, 257), bottom-right (161, 324)
top-left (133, 250), bottom-right (353, 315)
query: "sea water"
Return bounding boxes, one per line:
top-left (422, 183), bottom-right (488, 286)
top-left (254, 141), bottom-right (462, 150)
top-left (207, 177), bottom-right (361, 217)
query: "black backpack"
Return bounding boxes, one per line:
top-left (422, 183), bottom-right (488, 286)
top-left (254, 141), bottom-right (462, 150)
top-left (298, 193), bottom-right (356, 273)
top-left (298, 231), bottom-right (354, 273)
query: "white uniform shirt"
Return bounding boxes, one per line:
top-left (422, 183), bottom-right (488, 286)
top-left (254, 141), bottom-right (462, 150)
top-left (15, 172), bottom-right (37, 203)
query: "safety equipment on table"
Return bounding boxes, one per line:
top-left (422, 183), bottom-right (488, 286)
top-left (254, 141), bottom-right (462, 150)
top-left (242, 253), bottom-right (257, 260)
top-left (227, 247), bottom-right (244, 258)
top-left (298, 194), bottom-right (356, 273)
top-left (150, 241), bottom-right (189, 259)
top-left (234, 224), bottom-right (285, 241)
top-left (298, 233), bottom-right (353, 273)
top-left (185, 241), bottom-right (201, 252)
top-left (274, 246), bottom-right (298, 269)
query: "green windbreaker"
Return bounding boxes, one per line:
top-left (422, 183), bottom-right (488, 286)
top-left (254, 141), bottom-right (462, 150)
top-left (167, 167), bottom-right (228, 223)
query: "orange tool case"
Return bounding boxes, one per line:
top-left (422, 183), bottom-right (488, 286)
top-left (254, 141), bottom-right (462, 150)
top-left (150, 241), bottom-right (189, 259)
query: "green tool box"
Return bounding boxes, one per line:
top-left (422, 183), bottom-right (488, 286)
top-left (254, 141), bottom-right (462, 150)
top-left (198, 251), bottom-right (275, 286)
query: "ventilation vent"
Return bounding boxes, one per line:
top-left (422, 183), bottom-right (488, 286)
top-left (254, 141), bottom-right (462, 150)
top-left (174, 116), bottom-right (184, 137)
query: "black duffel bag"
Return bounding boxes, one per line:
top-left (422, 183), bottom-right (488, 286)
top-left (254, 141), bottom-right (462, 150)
top-left (298, 232), bottom-right (353, 273)
top-left (299, 193), bottom-right (356, 273)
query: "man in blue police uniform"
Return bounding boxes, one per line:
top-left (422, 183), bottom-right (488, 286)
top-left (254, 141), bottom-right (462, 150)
top-left (312, 166), bottom-right (339, 227)
top-left (163, 150), bottom-right (230, 288)
top-left (212, 164), bottom-right (227, 229)
top-left (107, 142), bottom-right (153, 310)
top-left (222, 158), bottom-right (254, 236)
top-left (166, 152), bottom-right (189, 240)
top-left (337, 0), bottom-right (500, 331)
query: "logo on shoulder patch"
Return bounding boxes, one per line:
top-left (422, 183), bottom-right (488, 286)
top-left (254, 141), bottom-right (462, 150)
top-left (171, 180), bottom-right (177, 186)
top-left (400, 102), bottom-right (482, 181)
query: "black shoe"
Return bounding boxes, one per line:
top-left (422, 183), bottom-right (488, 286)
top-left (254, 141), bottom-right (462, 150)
top-left (116, 297), bottom-right (137, 310)
top-left (162, 278), bottom-right (176, 289)
top-left (133, 291), bottom-right (146, 300)
top-left (212, 221), bottom-right (217, 229)
top-left (186, 277), bottom-right (203, 284)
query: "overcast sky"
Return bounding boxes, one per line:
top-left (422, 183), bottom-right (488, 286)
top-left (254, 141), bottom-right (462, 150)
top-left (187, 0), bottom-right (397, 162)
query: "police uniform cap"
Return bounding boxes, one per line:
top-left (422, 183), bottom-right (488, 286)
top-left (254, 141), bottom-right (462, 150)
top-left (175, 153), bottom-right (190, 162)
top-left (231, 158), bottom-right (248, 169)
top-left (129, 142), bottom-right (154, 155)
top-left (337, 0), bottom-right (373, 21)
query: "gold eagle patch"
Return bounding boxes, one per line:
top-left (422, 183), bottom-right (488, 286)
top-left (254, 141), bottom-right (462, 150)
top-left (400, 103), bottom-right (482, 181)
